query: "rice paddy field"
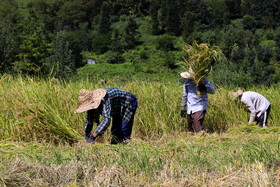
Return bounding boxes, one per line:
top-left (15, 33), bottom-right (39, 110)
top-left (1, 75), bottom-right (280, 186)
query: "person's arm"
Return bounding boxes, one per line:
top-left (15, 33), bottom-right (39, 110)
top-left (242, 98), bottom-right (256, 123)
top-left (84, 110), bottom-right (94, 138)
top-left (204, 79), bottom-right (215, 94)
top-left (181, 81), bottom-right (188, 118)
top-left (93, 99), bottom-right (111, 137)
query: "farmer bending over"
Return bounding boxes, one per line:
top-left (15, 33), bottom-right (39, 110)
top-left (230, 88), bottom-right (271, 127)
top-left (180, 71), bottom-right (215, 133)
top-left (75, 87), bottom-right (137, 144)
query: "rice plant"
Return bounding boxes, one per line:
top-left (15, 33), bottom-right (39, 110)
top-left (179, 41), bottom-right (225, 95)
top-left (1, 73), bottom-right (280, 186)
top-left (1, 74), bottom-right (280, 143)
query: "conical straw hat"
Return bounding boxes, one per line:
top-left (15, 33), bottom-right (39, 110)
top-left (229, 88), bottom-right (243, 100)
top-left (75, 89), bottom-right (107, 113)
top-left (180, 72), bottom-right (191, 78)
top-left (180, 68), bottom-right (194, 78)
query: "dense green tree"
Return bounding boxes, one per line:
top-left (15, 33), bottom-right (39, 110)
top-left (15, 14), bottom-right (51, 75)
top-left (159, 0), bottom-right (167, 31)
top-left (272, 28), bottom-right (280, 81)
top-left (0, 0), bottom-right (279, 86)
top-left (207, 0), bottom-right (227, 26)
top-left (196, 0), bottom-right (211, 26)
top-left (98, 1), bottom-right (110, 34)
top-left (123, 17), bottom-right (138, 49)
top-left (62, 31), bottom-right (84, 68)
top-left (85, 0), bottom-right (103, 25)
top-left (28, 0), bottom-right (63, 31)
top-left (181, 11), bottom-right (195, 41)
top-left (91, 31), bottom-right (111, 54)
top-left (104, 50), bottom-right (125, 64)
top-left (165, 0), bottom-right (180, 35)
top-left (275, 28), bottom-right (280, 61)
top-left (76, 22), bottom-right (93, 51)
top-left (242, 15), bottom-right (257, 30)
top-left (110, 29), bottom-right (123, 52)
top-left (0, 0), bottom-right (20, 25)
top-left (109, 0), bottom-right (150, 16)
top-left (57, 0), bottom-right (87, 30)
top-left (46, 31), bottom-right (75, 78)
top-left (180, 0), bottom-right (212, 40)
top-left (156, 34), bottom-right (176, 51)
top-left (242, 0), bottom-right (280, 28)
top-left (224, 0), bottom-right (241, 20)
top-left (0, 0), bottom-right (20, 73)
top-left (0, 24), bottom-right (18, 73)
top-left (222, 20), bottom-right (244, 56)
top-left (150, 0), bottom-right (160, 35)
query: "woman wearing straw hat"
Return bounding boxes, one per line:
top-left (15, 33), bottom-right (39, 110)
top-left (230, 88), bottom-right (271, 127)
top-left (180, 71), bottom-right (215, 133)
top-left (75, 87), bottom-right (137, 144)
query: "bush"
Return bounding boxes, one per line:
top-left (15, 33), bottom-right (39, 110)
top-left (156, 34), bottom-right (176, 51)
top-left (77, 62), bottom-right (180, 82)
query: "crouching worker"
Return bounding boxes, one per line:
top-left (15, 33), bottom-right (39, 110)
top-left (180, 72), bottom-right (215, 133)
top-left (75, 87), bottom-right (137, 144)
top-left (230, 88), bottom-right (271, 127)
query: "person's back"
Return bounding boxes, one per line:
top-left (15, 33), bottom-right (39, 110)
top-left (236, 90), bottom-right (271, 127)
top-left (241, 91), bottom-right (270, 118)
top-left (103, 87), bottom-right (136, 121)
top-left (181, 78), bottom-right (215, 115)
top-left (181, 78), bottom-right (215, 132)
top-left (75, 87), bottom-right (137, 144)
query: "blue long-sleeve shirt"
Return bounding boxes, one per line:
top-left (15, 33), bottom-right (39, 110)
top-left (181, 78), bottom-right (215, 114)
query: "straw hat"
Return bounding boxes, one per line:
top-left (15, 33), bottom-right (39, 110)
top-left (180, 72), bottom-right (191, 78)
top-left (75, 89), bottom-right (107, 113)
top-left (229, 88), bottom-right (243, 100)
top-left (180, 68), bottom-right (194, 79)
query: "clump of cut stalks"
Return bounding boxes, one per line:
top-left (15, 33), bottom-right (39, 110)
top-left (180, 41), bottom-right (225, 95)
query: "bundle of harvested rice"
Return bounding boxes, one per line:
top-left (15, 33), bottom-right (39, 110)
top-left (180, 40), bottom-right (224, 95)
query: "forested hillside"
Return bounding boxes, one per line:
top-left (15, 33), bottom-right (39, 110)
top-left (1, 0), bottom-right (280, 86)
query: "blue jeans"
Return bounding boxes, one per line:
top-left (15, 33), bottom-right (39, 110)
top-left (111, 96), bottom-right (137, 144)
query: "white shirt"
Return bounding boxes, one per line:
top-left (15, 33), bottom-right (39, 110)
top-left (241, 91), bottom-right (270, 123)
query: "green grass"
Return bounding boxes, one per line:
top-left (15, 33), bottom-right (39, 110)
top-left (1, 134), bottom-right (280, 186)
top-left (1, 74), bottom-right (280, 186)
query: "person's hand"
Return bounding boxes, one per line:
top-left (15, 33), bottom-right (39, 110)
top-left (87, 134), bottom-right (96, 143)
top-left (83, 134), bottom-right (89, 140)
top-left (181, 110), bottom-right (187, 118)
top-left (197, 84), bottom-right (207, 93)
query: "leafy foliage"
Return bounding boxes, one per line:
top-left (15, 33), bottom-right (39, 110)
top-left (0, 24), bottom-right (18, 73)
top-left (1, 0), bottom-right (280, 86)
top-left (46, 31), bottom-right (76, 78)
top-left (14, 14), bottom-right (51, 75)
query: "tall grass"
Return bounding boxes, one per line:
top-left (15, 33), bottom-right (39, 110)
top-left (1, 75), bottom-right (280, 186)
top-left (1, 75), bottom-right (280, 143)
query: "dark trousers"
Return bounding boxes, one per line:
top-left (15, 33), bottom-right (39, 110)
top-left (187, 110), bottom-right (206, 133)
top-left (111, 97), bottom-right (137, 144)
top-left (256, 105), bottom-right (271, 127)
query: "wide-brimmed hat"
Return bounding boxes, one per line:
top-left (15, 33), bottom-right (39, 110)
top-left (180, 68), bottom-right (194, 79)
top-left (75, 89), bottom-right (107, 113)
top-left (229, 88), bottom-right (243, 100)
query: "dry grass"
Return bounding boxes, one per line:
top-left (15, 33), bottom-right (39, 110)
top-left (1, 133), bottom-right (280, 186)
top-left (1, 75), bottom-right (280, 143)
top-left (1, 75), bottom-right (280, 186)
